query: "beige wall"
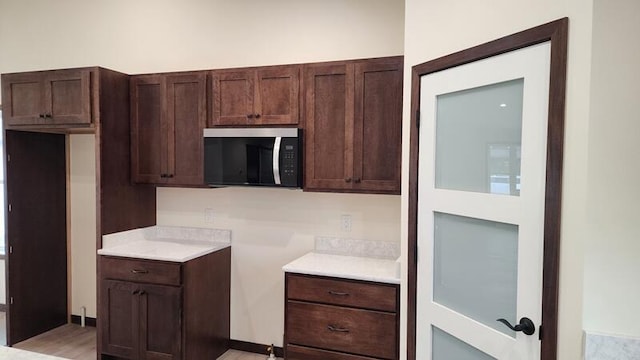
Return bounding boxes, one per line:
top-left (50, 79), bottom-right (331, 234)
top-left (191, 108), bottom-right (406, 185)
top-left (402, 0), bottom-right (594, 358)
top-left (0, 0), bottom-right (405, 346)
top-left (69, 135), bottom-right (97, 318)
top-left (583, 0), bottom-right (640, 336)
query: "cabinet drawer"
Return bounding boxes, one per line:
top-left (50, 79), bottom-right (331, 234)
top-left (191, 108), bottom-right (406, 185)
top-left (286, 344), bottom-right (378, 360)
top-left (101, 257), bottom-right (181, 286)
top-left (287, 274), bottom-right (397, 312)
top-left (286, 301), bottom-right (397, 359)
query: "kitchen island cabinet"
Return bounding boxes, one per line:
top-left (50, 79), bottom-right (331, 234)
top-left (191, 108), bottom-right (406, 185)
top-left (99, 247), bottom-right (231, 360)
top-left (303, 56), bottom-right (403, 194)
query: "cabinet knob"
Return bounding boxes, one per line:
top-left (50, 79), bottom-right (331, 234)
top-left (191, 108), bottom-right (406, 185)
top-left (345, 178), bottom-right (352, 183)
top-left (39, 114), bottom-right (45, 118)
top-left (247, 114), bottom-right (255, 119)
top-left (354, 178), bottom-right (361, 184)
top-left (167, 174), bottom-right (174, 178)
top-left (255, 114), bottom-right (261, 119)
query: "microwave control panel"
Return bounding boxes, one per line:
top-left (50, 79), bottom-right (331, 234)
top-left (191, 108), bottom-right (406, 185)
top-left (280, 137), bottom-right (300, 187)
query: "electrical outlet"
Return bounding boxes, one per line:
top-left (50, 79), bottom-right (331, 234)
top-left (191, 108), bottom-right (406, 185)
top-left (340, 214), bottom-right (352, 232)
top-left (204, 208), bottom-right (215, 223)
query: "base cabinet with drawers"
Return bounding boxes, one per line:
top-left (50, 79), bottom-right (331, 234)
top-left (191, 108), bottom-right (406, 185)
top-left (284, 273), bottom-right (400, 360)
top-left (99, 247), bottom-right (231, 360)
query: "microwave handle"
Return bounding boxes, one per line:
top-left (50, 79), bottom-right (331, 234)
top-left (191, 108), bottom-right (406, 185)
top-left (273, 137), bottom-right (282, 185)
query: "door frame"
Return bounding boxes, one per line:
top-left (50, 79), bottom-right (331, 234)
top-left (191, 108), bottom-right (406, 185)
top-left (407, 18), bottom-right (568, 360)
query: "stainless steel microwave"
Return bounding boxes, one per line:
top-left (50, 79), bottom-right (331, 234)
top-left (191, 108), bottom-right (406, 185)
top-left (203, 128), bottom-right (302, 188)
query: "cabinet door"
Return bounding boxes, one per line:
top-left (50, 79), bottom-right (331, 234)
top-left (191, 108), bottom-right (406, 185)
top-left (210, 70), bottom-right (254, 126)
top-left (1, 72), bottom-right (46, 125)
top-left (138, 283), bottom-right (182, 360)
top-left (101, 280), bottom-right (138, 359)
top-left (131, 75), bottom-right (167, 184)
top-left (166, 73), bottom-right (206, 185)
top-left (44, 69), bottom-right (92, 125)
top-left (353, 58), bottom-right (403, 194)
top-left (304, 64), bottom-right (354, 191)
top-left (255, 65), bottom-right (300, 125)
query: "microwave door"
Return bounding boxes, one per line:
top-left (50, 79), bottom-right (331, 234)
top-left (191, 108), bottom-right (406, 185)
top-left (273, 137), bottom-right (282, 185)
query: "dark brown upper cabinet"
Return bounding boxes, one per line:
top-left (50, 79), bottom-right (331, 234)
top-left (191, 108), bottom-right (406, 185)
top-left (131, 72), bottom-right (206, 186)
top-left (304, 56), bottom-right (403, 194)
top-left (1, 68), bottom-right (93, 128)
top-left (209, 65), bottom-right (300, 126)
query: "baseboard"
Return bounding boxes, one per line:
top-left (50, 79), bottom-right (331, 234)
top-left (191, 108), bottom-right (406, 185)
top-left (70, 314), bottom-right (97, 327)
top-left (230, 339), bottom-right (284, 358)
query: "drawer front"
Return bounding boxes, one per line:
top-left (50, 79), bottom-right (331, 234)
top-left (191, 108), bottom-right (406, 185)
top-left (286, 344), bottom-right (379, 360)
top-left (101, 256), bottom-right (181, 286)
top-left (287, 274), bottom-right (397, 312)
top-left (286, 301), bottom-right (397, 359)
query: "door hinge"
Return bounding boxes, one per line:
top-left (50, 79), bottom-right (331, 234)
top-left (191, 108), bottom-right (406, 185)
top-left (10, 297), bottom-right (14, 305)
top-left (538, 325), bottom-right (543, 340)
top-left (9, 246), bottom-right (13, 254)
top-left (7, 154), bottom-right (10, 162)
top-left (415, 110), bottom-right (421, 128)
top-left (8, 204), bottom-right (11, 212)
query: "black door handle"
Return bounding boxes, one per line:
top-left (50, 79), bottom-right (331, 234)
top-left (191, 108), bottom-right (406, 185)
top-left (496, 317), bottom-right (535, 335)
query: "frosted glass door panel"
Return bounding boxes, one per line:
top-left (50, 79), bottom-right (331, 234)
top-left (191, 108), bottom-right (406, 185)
top-left (433, 212), bottom-right (518, 337)
top-left (433, 327), bottom-right (496, 360)
top-left (435, 79), bottom-right (524, 195)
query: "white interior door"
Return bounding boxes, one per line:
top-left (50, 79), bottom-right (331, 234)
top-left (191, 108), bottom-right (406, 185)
top-left (416, 42), bottom-right (551, 359)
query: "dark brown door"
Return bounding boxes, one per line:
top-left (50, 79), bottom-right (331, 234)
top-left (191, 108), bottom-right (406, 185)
top-left (101, 280), bottom-right (138, 359)
top-left (210, 70), bottom-right (254, 126)
top-left (255, 65), bottom-right (300, 125)
top-left (166, 73), bottom-right (206, 185)
top-left (5, 130), bottom-right (67, 345)
top-left (304, 63), bottom-right (354, 191)
top-left (1, 73), bottom-right (45, 126)
top-left (131, 75), bottom-right (166, 184)
top-left (138, 283), bottom-right (182, 360)
top-left (353, 58), bottom-right (402, 194)
top-left (45, 69), bottom-right (92, 125)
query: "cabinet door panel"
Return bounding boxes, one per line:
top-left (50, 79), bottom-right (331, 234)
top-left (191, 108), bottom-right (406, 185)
top-left (211, 71), bottom-right (254, 126)
top-left (256, 65), bottom-right (300, 125)
top-left (45, 69), bottom-right (92, 125)
top-left (139, 283), bottom-right (182, 360)
top-left (131, 75), bottom-right (166, 184)
top-left (304, 64), bottom-right (354, 191)
top-left (167, 73), bottom-right (206, 185)
top-left (101, 280), bottom-right (138, 359)
top-left (1, 73), bottom-right (44, 125)
top-left (354, 58), bottom-right (403, 193)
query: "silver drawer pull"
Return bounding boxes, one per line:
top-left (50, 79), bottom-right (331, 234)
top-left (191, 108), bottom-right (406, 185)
top-left (327, 325), bottom-right (350, 333)
top-left (131, 269), bottom-right (149, 274)
top-left (328, 291), bottom-right (349, 296)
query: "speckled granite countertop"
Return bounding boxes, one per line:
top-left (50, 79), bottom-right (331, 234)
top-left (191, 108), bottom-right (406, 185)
top-left (98, 226), bottom-right (231, 262)
top-left (283, 237), bottom-right (400, 284)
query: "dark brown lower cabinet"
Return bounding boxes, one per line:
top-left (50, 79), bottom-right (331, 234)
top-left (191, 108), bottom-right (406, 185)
top-left (99, 247), bottom-right (231, 360)
top-left (285, 273), bottom-right (400, 360)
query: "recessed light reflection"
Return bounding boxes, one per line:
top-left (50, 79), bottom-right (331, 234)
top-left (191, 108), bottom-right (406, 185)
top-left (499, 103), bottom-right (507, 108)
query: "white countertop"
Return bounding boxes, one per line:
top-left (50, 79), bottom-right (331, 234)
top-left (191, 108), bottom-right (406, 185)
top-left (0, 347), bottom-right (66, 359)
top-left (98, 226), bottom-right (232, 262)
top-left (98, 239), bottom-right (230, 262)
top-left (282, 252), bottom-right (400, 284)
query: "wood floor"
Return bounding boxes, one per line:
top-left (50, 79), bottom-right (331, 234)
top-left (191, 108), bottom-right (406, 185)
top-left (7, 322), bottom-right (280, 360)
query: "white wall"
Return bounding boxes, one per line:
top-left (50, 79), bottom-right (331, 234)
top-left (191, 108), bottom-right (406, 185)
top-left (0, 0), bottom-right (405, 346)
top-left (69, 135), bottom-right (97, 318)
top-left (403, 0), bottom-right (594, 358)
top-left (583, 0), bottom-right (640, 337)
